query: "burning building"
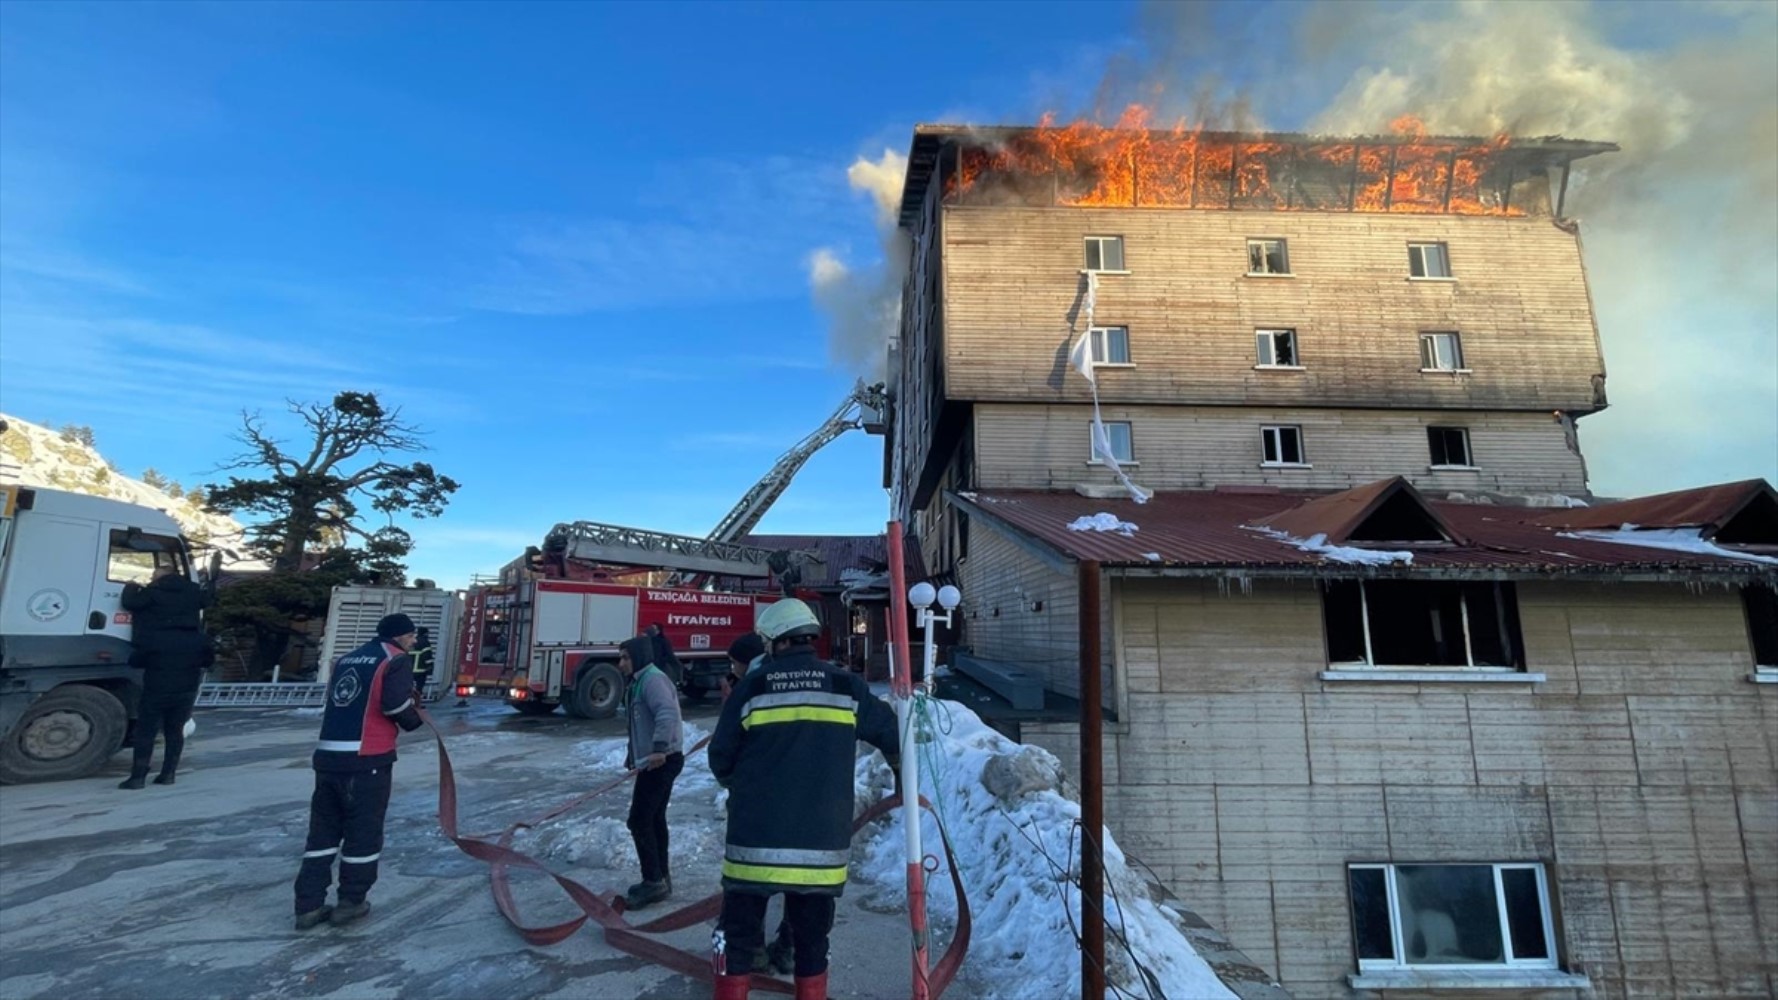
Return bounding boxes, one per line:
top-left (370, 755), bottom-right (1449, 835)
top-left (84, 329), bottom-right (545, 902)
top-left (885, 116), bottom-right (1777, 998)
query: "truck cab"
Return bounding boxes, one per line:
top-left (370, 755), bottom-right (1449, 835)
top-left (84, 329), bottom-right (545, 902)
top-left (0, 485), bottom-right (197, 783)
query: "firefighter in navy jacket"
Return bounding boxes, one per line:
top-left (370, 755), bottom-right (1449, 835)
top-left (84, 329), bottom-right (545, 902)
top-left (292, 613), bottom-right (425, 930)
top-left (707, 599), bottom-right (898, 1000)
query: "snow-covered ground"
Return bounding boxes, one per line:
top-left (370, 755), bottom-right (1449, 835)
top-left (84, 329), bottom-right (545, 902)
top-left (522, 700), bottom-right (1234, 999)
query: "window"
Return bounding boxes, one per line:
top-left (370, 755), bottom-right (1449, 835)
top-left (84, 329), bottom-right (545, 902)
top-left (1089, 326), bottom-right (1131, 365)
top-left (1084, 236), bottom-right (1125, 272)
top-left (1745, 584), bottom-right (1778, 671)
top-left (1350, 863), bottom-right (1557, 972)
top-left (1256, 328), bottom-right (1300, 367)
top-left (106, 529), bottom-right (187, 585)
top-left (1427, 427), bottom-right (1473, 468)
top-left (1322, 580), bottom-right (1525, 668)
top-left (1420, 332), bottom-right (1465, 372)
top-left (1089, 421), bottom-right (1135, 464)
top-left (1261, 425), bottom-right (1306, 466)
top-left (1247, 238), bottom-right (1290, 275)
top-left (1408, 242), bottom-right (1452, 279)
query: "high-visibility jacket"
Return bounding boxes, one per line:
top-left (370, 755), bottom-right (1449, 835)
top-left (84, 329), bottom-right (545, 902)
top-left (708, 646), bottom-right (898, 896)
top-left (314, 639), bottom-right (422, 772)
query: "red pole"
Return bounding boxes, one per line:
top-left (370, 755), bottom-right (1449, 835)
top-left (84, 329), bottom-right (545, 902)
top-left (886, 520), bottom-right (930, 1000)
top-left (1079, 560), bottom-right (1105, 1000)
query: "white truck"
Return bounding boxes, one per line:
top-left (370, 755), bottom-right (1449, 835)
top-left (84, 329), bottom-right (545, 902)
top-left (0, 484), bottom-right (204, 783)
top-left (317, 583), bottom-right (460, 696)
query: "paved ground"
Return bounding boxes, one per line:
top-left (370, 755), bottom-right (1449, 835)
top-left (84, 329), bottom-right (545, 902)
top-left (0, 698), bottom-right (972, 1000)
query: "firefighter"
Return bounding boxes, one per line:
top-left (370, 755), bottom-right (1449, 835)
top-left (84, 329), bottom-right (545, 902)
top-left (118, 564), bottom-right (214, 789)
top-left (720, 631), bottom-right (794, 974)
top-left (708, 598), bottom-right (899, 1000)
top-left (292, 613), bottom-right (425, 930)
top-left (410, 626), bottom-right (434, 702)
top-left (618, 633), bottom-right (684, 909)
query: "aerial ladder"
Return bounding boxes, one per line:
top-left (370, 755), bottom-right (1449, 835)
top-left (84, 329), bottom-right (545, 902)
top-left (538, 380), bottom-right (888, 586)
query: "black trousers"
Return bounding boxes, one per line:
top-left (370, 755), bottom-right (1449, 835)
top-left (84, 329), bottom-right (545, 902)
top-left (293, 767), bottom-right (394, 913)
top-left (626, 752), bottom-right (684, 883)
top-left (130, 679), bottom-right (199, 777)
top-left (717, 890), bottom-right (836, 977)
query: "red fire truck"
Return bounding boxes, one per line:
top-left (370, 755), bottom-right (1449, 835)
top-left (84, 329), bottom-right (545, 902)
top-left (454, 578), bottom-right (784, 718)
top-left (455, 381), bottom-right (885, 718)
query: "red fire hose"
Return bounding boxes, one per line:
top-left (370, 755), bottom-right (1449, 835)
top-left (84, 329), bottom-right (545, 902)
top-left (423, 714), bottom-right (973, 996)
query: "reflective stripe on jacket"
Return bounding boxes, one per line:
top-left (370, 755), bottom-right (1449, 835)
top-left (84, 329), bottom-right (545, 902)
top-left (708, 646), bottom-right (898, 895)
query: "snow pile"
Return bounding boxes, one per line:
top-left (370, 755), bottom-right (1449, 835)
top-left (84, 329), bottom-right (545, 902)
top-left (1250, 526), bottom-right (1413, 566)
top-left (572, 721), bottom-right (715, 782)
top-left (849, 700), bottom-right (1235, 1000)
top-left (1068, 513), bottom-right (1139, 537)
top-left (0, 413), bottom-right (259, 567)
top-left (1562, 527), bottom-right (1778, 565)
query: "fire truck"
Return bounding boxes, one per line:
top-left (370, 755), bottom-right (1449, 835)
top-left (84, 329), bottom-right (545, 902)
top-left (455, 578), bottom-right (783, 718)
top-left (454, 381), bottom-right (886, 718)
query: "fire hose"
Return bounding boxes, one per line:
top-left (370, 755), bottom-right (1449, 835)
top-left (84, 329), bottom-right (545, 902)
top-left (423, 715), bottom-right (973, 996)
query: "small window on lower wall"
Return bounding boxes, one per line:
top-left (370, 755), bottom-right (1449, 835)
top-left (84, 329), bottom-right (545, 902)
top-left (1322, 580), bottom-right (1525, 669)
top-left (1350, 863), bottom-right (1558, 972)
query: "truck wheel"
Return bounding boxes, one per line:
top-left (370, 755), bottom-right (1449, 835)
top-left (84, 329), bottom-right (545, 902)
top-left (569, 662), bottom-right (623, 720)
top-left (512, 700), bottom-right (558, 717)
top-left (0, 685), bottom-right (128, 785)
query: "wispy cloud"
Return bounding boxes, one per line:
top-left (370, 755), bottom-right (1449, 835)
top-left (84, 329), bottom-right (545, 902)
top-left (467, 155), bottom-right (865, 316)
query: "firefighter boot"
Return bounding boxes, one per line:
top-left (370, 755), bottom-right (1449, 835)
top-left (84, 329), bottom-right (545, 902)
top-left (118, 771), bottom-right (147, 790)
top-left (793, 972), bottom-right (829, 1000)
top-left (294, 906), bottom-right (333, 930)
top-left (713, 973), bottom-right (752, 1000)
top-left (153, 772), bottom-right (175, 785)
top-left (626, 879), bottom-right (670, 909)
top-left (329, 899), bottom-right (371, 926)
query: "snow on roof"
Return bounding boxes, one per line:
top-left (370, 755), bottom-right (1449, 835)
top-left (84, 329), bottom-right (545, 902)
top-left (1068, 512), bottom-right (1139, 537)
top-left (1250, 526), bottom-right (1414, 566)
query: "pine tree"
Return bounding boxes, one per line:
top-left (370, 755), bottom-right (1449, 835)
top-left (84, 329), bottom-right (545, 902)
top-left (141, 468), bottom-right (170, 490)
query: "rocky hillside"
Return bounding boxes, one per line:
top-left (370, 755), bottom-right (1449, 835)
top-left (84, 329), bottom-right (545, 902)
top-left (0, 413), bottom-right (259, 565)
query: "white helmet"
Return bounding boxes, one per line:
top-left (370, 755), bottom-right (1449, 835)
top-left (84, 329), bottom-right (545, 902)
top-left (756, 598), bottom-right (821, 642)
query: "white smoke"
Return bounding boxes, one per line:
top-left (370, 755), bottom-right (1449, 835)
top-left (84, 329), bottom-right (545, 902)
top-left (809, 149), bottom-right (910, 381)
top-left (1305, 1), bottom-right (1777, 495)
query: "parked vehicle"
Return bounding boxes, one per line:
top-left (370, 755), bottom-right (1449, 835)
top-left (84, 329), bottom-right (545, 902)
top-left (453, 578), bottom-right (782, 718)
top-left (318, 584), bottom-right (461, 696)
top-left (0, 485), bottom-right (206, 783)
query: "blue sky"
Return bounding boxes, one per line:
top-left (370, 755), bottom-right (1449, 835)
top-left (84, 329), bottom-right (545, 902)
top-left (3, 1), bottom-right (1773, 586)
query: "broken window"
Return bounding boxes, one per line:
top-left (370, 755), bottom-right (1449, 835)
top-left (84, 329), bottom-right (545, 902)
top-left (1088, 421), bottom-right (1135, 464)
top-left (1247, 238), bottom-right (1290, 275)
top-left (1745, 584), bottom-right (1778, 670)
top-left (1428, 427), bottom-right (1473, 468)
top-left (1321, 580), bottom-right (1525, 668)
top-left (1420, 331), bottom-right (1465, 372)
top-left (1349, 863), bottom-right (1558, 972)
top-left (1084, 236), bottom-right (1125, 272)
top-left (1090, 326), bottom-right (1131, 365)
top-left (1409, 242), bottom-right (1452, 278)
top-left (1256, 328), bottom-right (1299, 367)
top-left (1261, 425), bottom-right (1306, 466)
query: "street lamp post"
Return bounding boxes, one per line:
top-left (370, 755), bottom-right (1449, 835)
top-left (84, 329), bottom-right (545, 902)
top-left (900, 581), bottom-right (961, 1000)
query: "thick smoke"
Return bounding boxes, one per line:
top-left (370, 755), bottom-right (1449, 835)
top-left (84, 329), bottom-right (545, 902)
top-left (809, 150), bottom-right (910, 382)
top-left (1302, 1), bottom-right (1777, 495)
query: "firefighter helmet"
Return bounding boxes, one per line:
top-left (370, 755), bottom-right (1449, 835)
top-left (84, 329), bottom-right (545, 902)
top-left (756, 598), bottom-right (821, 642)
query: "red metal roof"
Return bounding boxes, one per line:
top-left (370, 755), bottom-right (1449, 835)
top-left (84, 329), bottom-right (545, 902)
top-left (1533, 479), bottom-right (1778, 538)
top-left (953, 483), bottom-right (1778, 578)
top-left (1250, 476), bottom-right (1467, 546)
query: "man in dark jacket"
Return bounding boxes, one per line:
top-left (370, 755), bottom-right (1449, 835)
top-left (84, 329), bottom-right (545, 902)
top-left (292, 613), bottom-right (425, 930)
top-left (410, 627), bottom-right (434, 701)
top-left (118, 565), bottom-right (214, 789)
top-left (708, 599), bottom-right (899, 1000)
top-left (645, 622), bottom-right (683, 687)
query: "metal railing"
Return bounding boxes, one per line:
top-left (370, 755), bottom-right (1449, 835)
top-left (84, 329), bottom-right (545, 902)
top-left (193, 682), bottom-right (327, 708)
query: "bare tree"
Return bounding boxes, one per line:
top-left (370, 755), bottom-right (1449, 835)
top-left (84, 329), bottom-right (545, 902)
top-left (202, 392), bottom-right (460, 676)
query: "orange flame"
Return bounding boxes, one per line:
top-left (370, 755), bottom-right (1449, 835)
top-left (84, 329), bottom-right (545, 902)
top-left (945, 109), bottom-right (1529, 216)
